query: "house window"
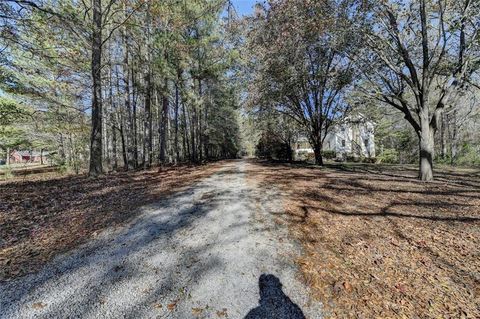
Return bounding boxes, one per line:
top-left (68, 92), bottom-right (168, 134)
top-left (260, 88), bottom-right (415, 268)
top-left (341, 140), bottom-right (346, 147)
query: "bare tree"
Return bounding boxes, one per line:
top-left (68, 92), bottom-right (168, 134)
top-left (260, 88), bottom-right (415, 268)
top-left (358, 0), bottom-right (480, 180)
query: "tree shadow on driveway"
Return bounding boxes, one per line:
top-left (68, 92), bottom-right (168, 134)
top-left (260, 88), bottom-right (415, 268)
top-left (245, 274), bottom-right (306, 319)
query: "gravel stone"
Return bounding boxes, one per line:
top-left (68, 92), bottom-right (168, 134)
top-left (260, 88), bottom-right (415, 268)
top-left (0, 160), bottom-right (322, 319)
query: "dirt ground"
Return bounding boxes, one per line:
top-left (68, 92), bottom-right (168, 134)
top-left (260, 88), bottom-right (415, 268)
top-left (0, 163), bottom-right (223, 282)
top-left (247, 160), bottom-right (480, 319)
top-left (1, 160), bottom-right (321, 319)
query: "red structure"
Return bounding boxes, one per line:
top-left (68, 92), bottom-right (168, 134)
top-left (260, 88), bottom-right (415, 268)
top-left (9, 150), bottom-right (48, 164)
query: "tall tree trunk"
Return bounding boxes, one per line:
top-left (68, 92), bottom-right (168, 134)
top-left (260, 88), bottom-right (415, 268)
top-left (132, 66), bottom-right (138, 168)
top-left (202, 80), bottom-right (209, 160)
top-left (108, 56), bottom-right (115, 170)
top-left (440, 113), bottom-right (446, 159)
top-left (182, 99), bottom-right (189, 161)
top-left (419, 115), bottom-right (434, 181)
top-left (120, 122), bottom-right (128, 171)
top-left (121, 0), bottom-right (133, 169)
top-left (6, 147), bottom-right (10, 166)
top-left (89, 0), bottom-right (103, 176)
top-left (123, 33), bottom-right (132, 168)
top-left (196, 78), bottom-right (203, 161)
top-left (115, 63), bottom-right (128, 171)
top-left (450, 110), bottom-right (458, 165)
top-left (103, 86), bottom-right (110, 168)
top-left (144, 3), bottom-right (153, 167)
top-left (191, 104), bottom-right (197, 162)
top-left (112, 121), bottom-right (118, 171)
top-left (174, 82), bottom-right (180, 163)
top-left (59, 133), bottom-right (66, 164)
top-left (159, 80), bottom-right (169, 163)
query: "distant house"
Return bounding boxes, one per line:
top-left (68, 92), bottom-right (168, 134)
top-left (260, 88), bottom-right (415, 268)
top-left (9, 150), bottom-right (50, 164)
top-left (295, 115), bottom-right (375, 160)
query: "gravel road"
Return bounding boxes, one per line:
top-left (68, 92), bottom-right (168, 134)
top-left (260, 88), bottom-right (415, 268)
top-left (0, 160), bottom-right (322, 319)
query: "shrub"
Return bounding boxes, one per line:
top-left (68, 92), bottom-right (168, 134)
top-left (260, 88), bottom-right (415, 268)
top-left (377, 148), bottom-right (399, 164)
top-left (363, 157), bottom-right (377, 163)
top-left (457, 143), bottom-right (480, 167)
top-left (56, 163), bottom-right (69, 175)
top-left (255, 133), bottom-right (293, 162)
top-left (321, 150), bottom-right (336, 159)
top-left (1, 165), bottom-right (13, 180)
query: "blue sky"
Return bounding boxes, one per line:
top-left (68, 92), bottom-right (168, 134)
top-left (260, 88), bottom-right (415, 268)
top-left (230, 0), bottom-right (260, 16)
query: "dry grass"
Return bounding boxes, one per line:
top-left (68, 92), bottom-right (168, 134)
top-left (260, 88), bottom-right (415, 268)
top-left (247, 160), bottom-right (480, 319)
top-left (0, 162), bottom-right (223, 282)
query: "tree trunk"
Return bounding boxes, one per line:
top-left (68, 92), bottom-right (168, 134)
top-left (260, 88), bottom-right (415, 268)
top-left (120, 122), bottom-right (128, 171)
top-left (313, 143), bottom-right (324, 166)
top-left (121, 0), bottom-right (134, 169)
top-left (89, 0), bottom-right (103, 177)
top-left (59, 133), bottom-right (66, 164)
top-left (203, 83), bottom-right (209, 160)
top-left (132, 67), bottom-right (138, 168)
top-left (6, 147), bottom-right (10, 166)
top-left (450, 110), bottom-right (458, 165)
top-left (174, 82), bottom-right (180, 163)
top-left (103, 86), bottom-right (110, 168)
top-left (440, 113), bottom-right (446, 159)
top-left (182, 98), bottom-right (190, 161)
top-left (419, 121), bottom-right (434, 181)
top-left (112, 122), bottom-right (118, 171)
top-left (310, 129), bottom-right (324, 166)
top-left (144, 3), bottom-right (153, 167)
top-left (144, 77), bottom-right (152, 167)
top-left (159, 80), bottom-right (169, 163)
top-left (191, 105), bottom-right (197, 162)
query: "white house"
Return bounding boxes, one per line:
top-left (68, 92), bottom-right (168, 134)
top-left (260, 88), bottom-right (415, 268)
top-left (296, 115), bottom-right (375, 160)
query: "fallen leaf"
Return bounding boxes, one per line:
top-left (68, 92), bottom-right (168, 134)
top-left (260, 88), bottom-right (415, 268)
top-left (167, 301), bottom-right (177, 311)
top-left (216, 308), bottom-right (228, 317)
top-left (343, 281), bottom-right (353, 293)
top-left (32, 302), bottom-right (46, 309)
top-left (192, 307), bottom-right (203, 316)
top-left (395, 283), bottom-right (407, 294)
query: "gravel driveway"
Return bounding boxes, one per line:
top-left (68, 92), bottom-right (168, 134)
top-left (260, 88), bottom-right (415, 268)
top-left (0, 160), bottom-right (322, 318)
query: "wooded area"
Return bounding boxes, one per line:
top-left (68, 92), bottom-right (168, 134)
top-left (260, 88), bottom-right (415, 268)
top-left (1, 0), bottom-right (242, 177)
top-left (1, 1), bottom-right (479, 318)
top-left (0, 1), bottom-right (479, 178)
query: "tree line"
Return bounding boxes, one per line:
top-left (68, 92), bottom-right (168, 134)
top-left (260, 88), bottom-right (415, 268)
top-left (1, 0), bottom-right (479, 182)
top-left (1, 0), bottom-right (242, 176)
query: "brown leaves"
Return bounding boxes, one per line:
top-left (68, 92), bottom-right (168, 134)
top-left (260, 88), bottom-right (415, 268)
top-left (0, 162), bottom-right (222, 282)
top-left (32, 302), bottom-right (46, 309)
top-left (192, 307), bottom-right (203, 316)
top-left (167, 300), bottom-right (178, 311)
top-left (216, 308), bottom-right (228, 317)
top-left (332, 280), bottom-right (353, 295)
top-left (247, 161), bottom-right (480, 319)
top-left (152, 303), bottom-right (162, 309)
